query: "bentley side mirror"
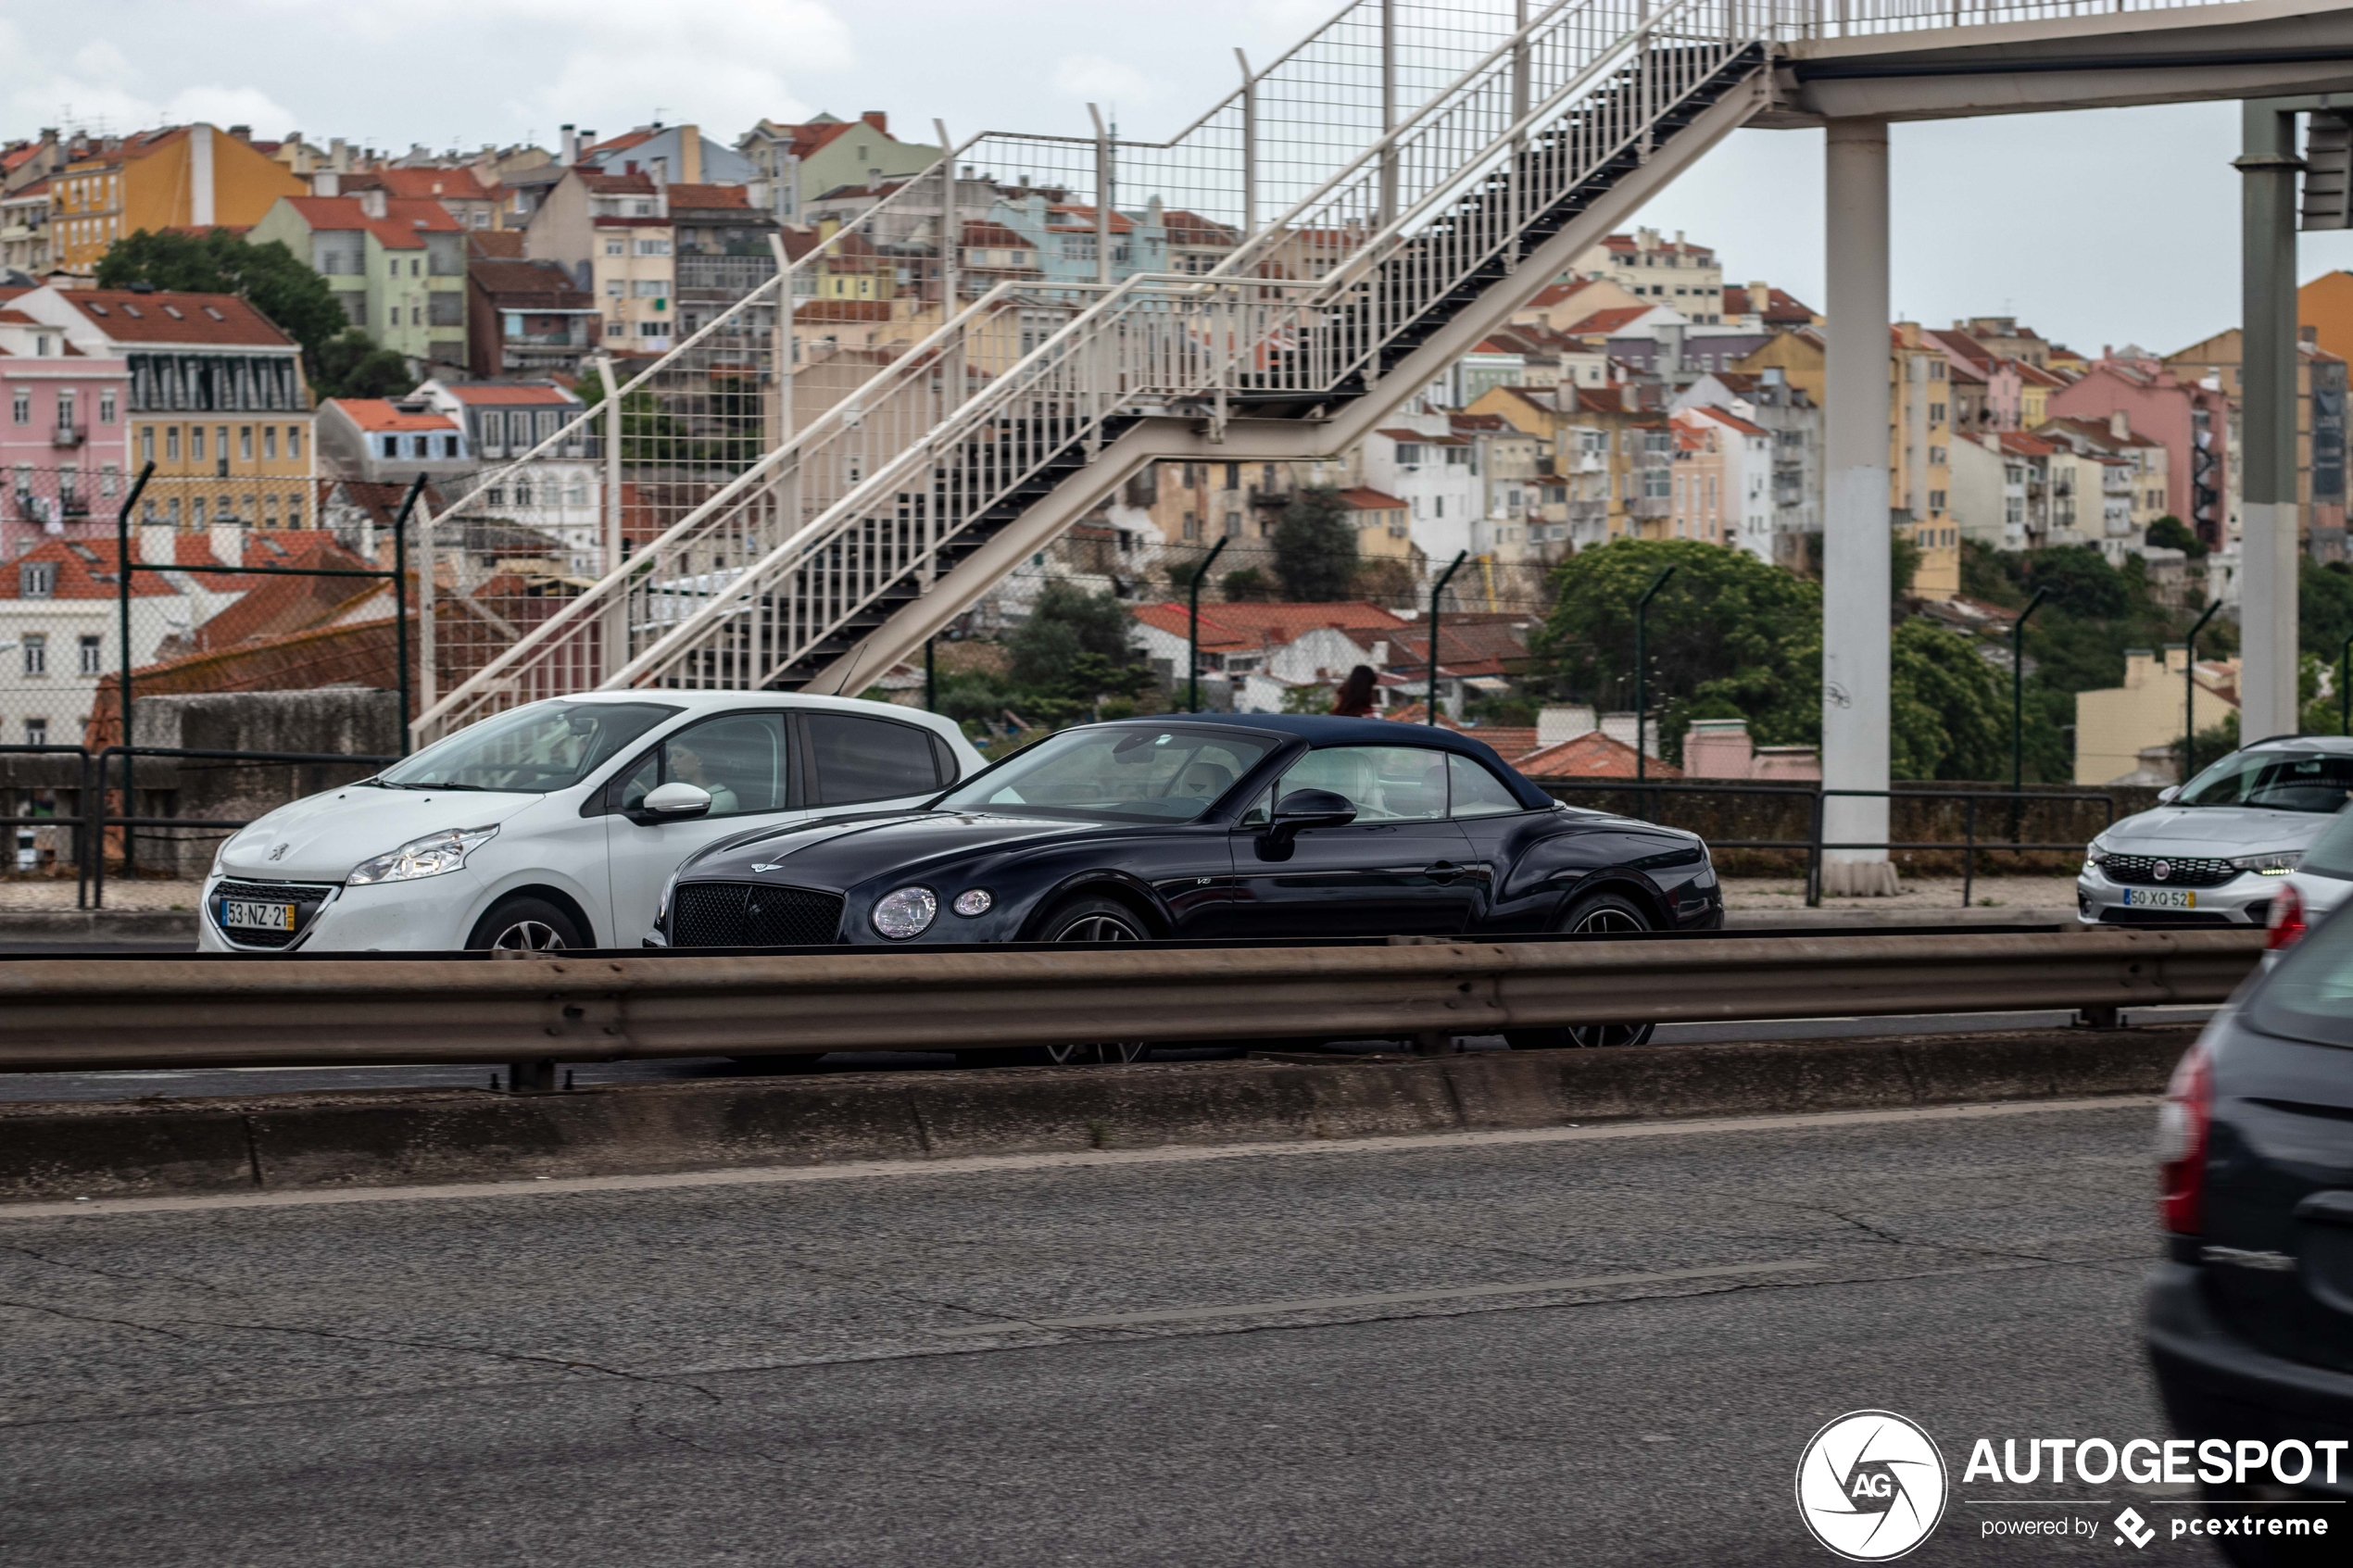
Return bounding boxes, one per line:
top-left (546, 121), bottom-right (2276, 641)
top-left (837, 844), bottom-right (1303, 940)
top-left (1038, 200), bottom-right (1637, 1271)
top-left (630, 781), bottom-right (712, 824)
top-left (2156, 785), bottom-right (2180, 805)
top-left (1258, 787), bottom-right (1356, 859)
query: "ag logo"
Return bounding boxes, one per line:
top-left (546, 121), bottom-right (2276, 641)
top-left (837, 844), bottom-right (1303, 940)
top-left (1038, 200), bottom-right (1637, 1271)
top-left (1795, 1410), bottom-right (1948, 1561)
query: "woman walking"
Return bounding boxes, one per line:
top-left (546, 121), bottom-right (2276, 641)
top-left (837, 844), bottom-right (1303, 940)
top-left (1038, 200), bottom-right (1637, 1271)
top-left (1330, 664), bottom-right (1378, 718)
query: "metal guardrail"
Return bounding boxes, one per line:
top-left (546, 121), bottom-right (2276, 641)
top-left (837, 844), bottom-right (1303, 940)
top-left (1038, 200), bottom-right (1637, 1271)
top-left (0, 927), bottom-right (2259, 1079)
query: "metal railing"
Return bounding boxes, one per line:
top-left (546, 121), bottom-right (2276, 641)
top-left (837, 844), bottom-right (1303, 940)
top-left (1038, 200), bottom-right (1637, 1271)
top-left (0, 927), bottom-right (2259, 1079)
top-left (1542, 781), bottom-right (2118, 906)
top-left (401, 0), bottom-right (2255, 739)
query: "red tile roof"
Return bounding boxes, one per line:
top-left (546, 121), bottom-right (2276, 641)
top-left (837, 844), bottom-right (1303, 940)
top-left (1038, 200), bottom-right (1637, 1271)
top-left (1338, 486), bottom-right (1408, 511)
top-left (664, 182), bottom-right (750, 209)
top-left (62, 290), bottom-right (296, 348)
top-left (439, 383), bottom-right (576, 406)
top-left (1130, 599), bottom-right (1410, 649)
top-left (1685, 406), bottom-right (1768, 437)
top-left (280, 194), bottom-right (460, 248)
top-left (346, 168), bottom-right (493, 203)
top-left (328, 398), bottom-right (459, 433)
top-left (1516, 731), bottom-right (1680, 780)
top-left (1564, 305), bottom-right (1649, 337)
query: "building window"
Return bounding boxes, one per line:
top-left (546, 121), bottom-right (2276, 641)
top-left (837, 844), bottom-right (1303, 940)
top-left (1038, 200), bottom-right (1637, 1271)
top-left (284, 493), bottom-right (302, 525)
top-left (189, 426), bottom-right (203, 461)
top-left (141, 427), bottom-right (155, 463)
top-left (635, 239), bottom-right (670, 257)
top-left (99, 389), bottom-right (117, 423)
top-left (605, 239), bottom-right (624, 256)
top-left (24, 719), bottom-right (46, 746)
top-left (19, 561), bottom-right (55, 598)
top-left (100, 464), bottom-right (118, 496)
top-left (78, 634), bottom-right (101, 677)
top-left (287, 426), bottom-right (302, 460)
top-left (10, 390), bottom-right (26, 424)
top-left (264, 427), bottom-right (278, 461)
top-left (241, 426), bottom-right (254, 461)
top-left (21, 633), bottom-right (45, 677)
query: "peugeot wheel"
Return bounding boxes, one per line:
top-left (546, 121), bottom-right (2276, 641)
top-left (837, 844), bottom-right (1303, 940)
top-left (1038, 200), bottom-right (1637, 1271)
top-left (467, 897), bottom-right (586, 953)
top-left (1504, 892), bottom-right (1658, 1050)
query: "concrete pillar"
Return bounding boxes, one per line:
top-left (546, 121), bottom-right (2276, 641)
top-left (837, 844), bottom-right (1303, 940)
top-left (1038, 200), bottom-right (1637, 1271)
top-left (2238, 102), bottom-right (2303, 742)
top-left (1821, 120), bottom-right (1896, 896)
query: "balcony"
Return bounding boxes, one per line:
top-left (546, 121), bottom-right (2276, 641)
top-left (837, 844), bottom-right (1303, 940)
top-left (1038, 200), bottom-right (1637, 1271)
top-left (50, 423), bottom-right (82, 448)
top-left (1566, 499), bottom-right (1608, 522)
top-left (1629, 496), bottom-right (1670, 521)
top-left (504, 326), bottom-right (592, 348)
top-left (677, 254), bottom-right (779, 301)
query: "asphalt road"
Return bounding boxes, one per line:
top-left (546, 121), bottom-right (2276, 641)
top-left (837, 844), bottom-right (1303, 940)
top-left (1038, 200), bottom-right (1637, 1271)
top-left (0, 1100), bottom-right (2220, 1565)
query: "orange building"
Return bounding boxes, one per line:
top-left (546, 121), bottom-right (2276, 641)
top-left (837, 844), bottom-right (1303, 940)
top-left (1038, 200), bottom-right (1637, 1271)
top-left (47, 126), bottom-right (306, 274)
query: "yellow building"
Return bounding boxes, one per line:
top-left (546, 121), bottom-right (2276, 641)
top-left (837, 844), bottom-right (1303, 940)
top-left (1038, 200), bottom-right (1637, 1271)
top-left (48, 126), bottom-right (307, 274)
top-left (2074, 647), bottom-right (2239, 785)
top-left (24, 287), bottom-right (318, 527)
top-left (1734, 326), bottom-right (1955, 595)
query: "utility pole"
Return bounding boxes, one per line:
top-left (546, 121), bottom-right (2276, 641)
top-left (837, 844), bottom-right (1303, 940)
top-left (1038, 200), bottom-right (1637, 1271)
top-left (1188, 536), bottom-right (1229, 712)
top-left (1633, 566), bottom-right (1676, 783)
top-left (1427, 551), bottom-right (1468, 723)
top-left (2010, 585), bottom-right (2049, 797)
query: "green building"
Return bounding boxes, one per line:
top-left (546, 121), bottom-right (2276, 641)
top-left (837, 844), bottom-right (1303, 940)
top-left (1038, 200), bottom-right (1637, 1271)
top-left (250, 191), bottom-right (469, 376)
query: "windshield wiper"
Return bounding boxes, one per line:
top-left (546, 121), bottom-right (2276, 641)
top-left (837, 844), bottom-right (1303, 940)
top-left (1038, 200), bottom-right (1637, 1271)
top-left (382, 780), bottom-right (499, 791)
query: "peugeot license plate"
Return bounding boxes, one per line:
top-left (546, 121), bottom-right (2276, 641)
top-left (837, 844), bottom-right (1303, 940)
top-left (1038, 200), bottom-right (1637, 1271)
top-left (220, 899), bottom-right (297, 932)
top-left (2122, 888), bottom-right (2196, 909)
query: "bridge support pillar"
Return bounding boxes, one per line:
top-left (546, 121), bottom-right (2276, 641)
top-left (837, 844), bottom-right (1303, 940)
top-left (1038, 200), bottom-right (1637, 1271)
top-left (2238, 101), bottom-right (2304, 746)
top-left (1821, 119), bottom-right (1894, 896)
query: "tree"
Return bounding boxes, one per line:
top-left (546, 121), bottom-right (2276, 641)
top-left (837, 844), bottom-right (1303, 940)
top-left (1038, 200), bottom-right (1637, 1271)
top-left (2145, 514), bottom-right (2207, 559)
top-left (1006, 582), bottom-right (1152, 699)
top-left (1220, 567), bottom-right (1277, 602)
top-left (1272, 485), bottom-right (1358, 600)
top-left (1537, 537), bottom-right (1823, 756)
top-left (1889, 619), bottom-right (2007, 780)
top-left (309, 330), bottom-right (413, 400)
top-left (97, 228), bottom-right (349, 367)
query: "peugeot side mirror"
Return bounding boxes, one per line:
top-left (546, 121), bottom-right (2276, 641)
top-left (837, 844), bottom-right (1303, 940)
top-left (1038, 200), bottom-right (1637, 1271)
top-left (630, 781), bottom-right (711, 824)
top-left (2157, 785), bottom-right (2180, 805)
top-left (1259, 788), bottom-right (1356, 859)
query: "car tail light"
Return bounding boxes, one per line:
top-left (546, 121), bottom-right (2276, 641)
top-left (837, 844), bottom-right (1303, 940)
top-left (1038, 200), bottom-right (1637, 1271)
top-left (2266, 881), bottom-right (2308, 951)
top-left (2158, 1040), bottom-right (2213, 1236)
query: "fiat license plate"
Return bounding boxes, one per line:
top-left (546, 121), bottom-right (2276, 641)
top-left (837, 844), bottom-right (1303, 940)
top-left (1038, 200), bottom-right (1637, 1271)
top-left (2122, 887), bottom-right (2196, 909)
top-left (220, 899), bottom-right (297, 932)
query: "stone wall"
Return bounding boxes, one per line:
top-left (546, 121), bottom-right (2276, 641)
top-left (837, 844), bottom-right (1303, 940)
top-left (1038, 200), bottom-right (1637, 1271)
top-left (1542, 779), bottom-right (2158, 878)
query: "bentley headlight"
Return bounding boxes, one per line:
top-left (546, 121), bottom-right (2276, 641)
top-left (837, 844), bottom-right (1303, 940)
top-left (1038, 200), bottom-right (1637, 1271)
top-left (2230, 850), bottom-right (2302, 876)
top-left (346, 825), bottom-right (498, 886)
top-left (871, 884), bottom-right (937, 939)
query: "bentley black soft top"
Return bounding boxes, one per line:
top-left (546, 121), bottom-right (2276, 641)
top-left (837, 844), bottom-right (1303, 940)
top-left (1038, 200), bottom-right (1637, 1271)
top-left (1087, 713), bottom-right (1555, 812)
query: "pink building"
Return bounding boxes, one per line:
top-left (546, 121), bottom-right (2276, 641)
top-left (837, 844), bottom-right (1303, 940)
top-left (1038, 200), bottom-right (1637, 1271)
top-left (0, 300), bottom-right (132, 558)
top-left (2050, 358), bottom-right (2232, 547)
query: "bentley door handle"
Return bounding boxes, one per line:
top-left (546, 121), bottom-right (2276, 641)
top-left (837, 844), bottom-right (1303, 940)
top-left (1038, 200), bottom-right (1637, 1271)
top-left (1426, 860), bottom-right (1462, 883)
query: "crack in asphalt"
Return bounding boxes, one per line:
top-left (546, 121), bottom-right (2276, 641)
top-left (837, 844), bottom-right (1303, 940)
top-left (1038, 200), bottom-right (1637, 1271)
top-left (0, 1239), bottom-right (242, 1298)
top-left (0, 1296), bottom-right (197, 1344)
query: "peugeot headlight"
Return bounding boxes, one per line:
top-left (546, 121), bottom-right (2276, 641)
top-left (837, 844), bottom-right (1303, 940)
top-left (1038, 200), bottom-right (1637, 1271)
top-left (346, 825), bottom-right (498, 886)
top-left (2230, 850), bottom-right (2303, 876)
top-left (871, 884), bottom-right (937, 940)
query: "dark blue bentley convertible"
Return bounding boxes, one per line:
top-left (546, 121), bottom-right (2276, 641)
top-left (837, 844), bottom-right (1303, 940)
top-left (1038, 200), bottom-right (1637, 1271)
top-left (645, 715), bottom-right (1719, 1050)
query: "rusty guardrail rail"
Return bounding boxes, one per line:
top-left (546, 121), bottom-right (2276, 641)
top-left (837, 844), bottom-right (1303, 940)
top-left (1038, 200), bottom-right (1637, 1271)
top-left (0, 928), bottom-right (2260, 1079)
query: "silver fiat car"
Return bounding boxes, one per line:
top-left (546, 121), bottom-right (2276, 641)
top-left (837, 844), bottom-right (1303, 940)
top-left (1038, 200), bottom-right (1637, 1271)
top-left (2078, 736), bottom-right (2353, 927)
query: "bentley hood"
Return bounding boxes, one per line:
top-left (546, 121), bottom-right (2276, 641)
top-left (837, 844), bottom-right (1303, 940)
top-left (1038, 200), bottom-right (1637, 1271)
top-left (685, 809), bottom-right (1101, 890)
top-left (214, 784), bottom-right (540, 883)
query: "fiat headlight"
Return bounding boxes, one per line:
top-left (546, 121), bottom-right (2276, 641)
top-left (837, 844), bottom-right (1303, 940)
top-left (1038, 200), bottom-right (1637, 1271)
top-left (871, 884), bottom-right (937, 939)
top-left (2230, 850), bottom-right (2302, 876)
top-left (346, 825), bottom-right (498, 886)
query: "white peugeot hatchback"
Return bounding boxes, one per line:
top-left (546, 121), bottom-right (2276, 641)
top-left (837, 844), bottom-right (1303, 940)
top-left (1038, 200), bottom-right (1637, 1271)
top-left (197, 692), bottom-right (983, 953)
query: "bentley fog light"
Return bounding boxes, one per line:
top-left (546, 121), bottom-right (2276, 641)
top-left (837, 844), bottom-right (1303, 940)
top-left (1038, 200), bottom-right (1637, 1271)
top-left (952, 888), bottom-right (992, 917)
top-left (346, 825), bottom-right (499, 885)
top-left (872, 885), bottom-right (938, 939)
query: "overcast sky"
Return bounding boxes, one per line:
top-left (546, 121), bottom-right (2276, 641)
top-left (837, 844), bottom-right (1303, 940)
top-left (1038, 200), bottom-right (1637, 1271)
top-left (18, 0), bottom-right (2353, 357)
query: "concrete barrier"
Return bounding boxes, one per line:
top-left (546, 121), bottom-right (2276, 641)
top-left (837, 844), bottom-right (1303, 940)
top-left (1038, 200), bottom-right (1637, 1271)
top-left (0, 1022), bottom-right (2193, 1203)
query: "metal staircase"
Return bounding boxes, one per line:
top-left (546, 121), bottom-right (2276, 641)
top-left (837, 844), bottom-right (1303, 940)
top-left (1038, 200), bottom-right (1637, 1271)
top-left (408, 0), bottom-right (2230, 740)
